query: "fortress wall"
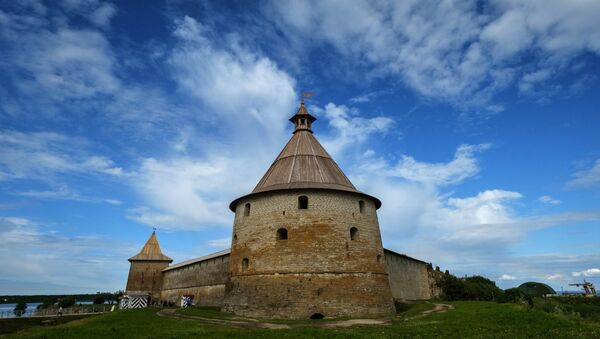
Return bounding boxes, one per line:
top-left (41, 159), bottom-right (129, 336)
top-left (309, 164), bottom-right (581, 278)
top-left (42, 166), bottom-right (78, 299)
top-left (160, 254), bottom-right (230, 306)
top-left (229, 190), bottom-right (387, 274)
top-left (125, 261), bottom-right (169, 299)
top-left (224, 189), bottom-right (395, 318)
top-left (385, 250), bottom-right (441, 300)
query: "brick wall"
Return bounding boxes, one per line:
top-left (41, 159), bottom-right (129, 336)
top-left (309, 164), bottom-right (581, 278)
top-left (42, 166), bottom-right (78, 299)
top-left (125, 261), bottom-right (169, 299)
top-left (223, 189), bottom-right (395, 318)
top-left (385, 251), bottom-right (442, 300)
top-left (160, 254), bottom-right (230, 306)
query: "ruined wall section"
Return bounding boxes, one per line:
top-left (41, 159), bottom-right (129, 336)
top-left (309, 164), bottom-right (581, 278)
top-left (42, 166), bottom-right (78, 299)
top-left (161, 254), bottom-right (230, 306)
top-left (224, 189), bottom-right (395, 318)
top-left (385, 250), bottom-right (442, 300)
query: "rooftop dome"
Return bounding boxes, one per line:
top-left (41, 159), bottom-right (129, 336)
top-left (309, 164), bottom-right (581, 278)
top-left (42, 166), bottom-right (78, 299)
top-left (229, 100), bottom-right (381, 211)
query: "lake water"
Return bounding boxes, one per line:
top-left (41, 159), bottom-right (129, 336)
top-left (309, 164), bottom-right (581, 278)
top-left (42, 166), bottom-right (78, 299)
top-left (0, 301), bottom-right (96, 318)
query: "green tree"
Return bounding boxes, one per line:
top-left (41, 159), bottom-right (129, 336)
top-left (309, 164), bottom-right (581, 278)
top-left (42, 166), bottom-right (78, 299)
top-left (93, 296), bottom-right (105, 305)
top-left (59, 297), bottom-right (76, 308)
top-left (13, 301), bottom-right (27, 317)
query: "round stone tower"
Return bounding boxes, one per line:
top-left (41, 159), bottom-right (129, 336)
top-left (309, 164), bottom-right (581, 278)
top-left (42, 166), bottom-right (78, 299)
top-left (223, 101), bottom-right (394, 319)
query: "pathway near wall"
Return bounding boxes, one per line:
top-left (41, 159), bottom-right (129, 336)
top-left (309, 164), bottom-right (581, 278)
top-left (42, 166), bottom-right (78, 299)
top-left (422, 303), bottom-right (454, 314)
top-left (157, 308), bottom-right (391, 329)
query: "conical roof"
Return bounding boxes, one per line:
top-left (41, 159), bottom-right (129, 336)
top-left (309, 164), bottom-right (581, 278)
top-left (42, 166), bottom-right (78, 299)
top-left (129, 231), bottom-right (173, 262)
top-left (229, 101), bottom-right (381, 210)
top-left (252, 130), bottom-right (357, 193)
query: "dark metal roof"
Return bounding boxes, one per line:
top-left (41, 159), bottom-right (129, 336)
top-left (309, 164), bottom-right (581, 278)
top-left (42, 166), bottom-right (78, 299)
top-left (162, 249), bottom-right (230, 272)
top-left (383, 248), bottom-right (430, 265)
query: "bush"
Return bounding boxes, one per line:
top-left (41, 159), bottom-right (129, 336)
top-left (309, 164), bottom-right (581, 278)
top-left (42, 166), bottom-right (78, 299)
top-left (497, 288), bottom-right (525, 303)
top-left (37, 297), bottom-right (58, 310)
top-left (13, 301), bottom-right (27, 317)
top-left (438, 274), bottom-right (502, 301)
top-left (93, 296), bottom-right (105, 305)
top-left (59, 297), bottom-right (76, 308)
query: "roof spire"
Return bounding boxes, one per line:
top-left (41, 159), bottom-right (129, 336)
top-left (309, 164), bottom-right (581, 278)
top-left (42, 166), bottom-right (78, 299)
top-left (129, 230), bottom-right (173, 262)
top-left (290, 93), bottom-right (317, 133)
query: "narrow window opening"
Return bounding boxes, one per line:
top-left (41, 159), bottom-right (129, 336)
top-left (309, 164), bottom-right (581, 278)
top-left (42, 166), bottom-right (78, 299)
top-left (350, 227), bottom-right (358, 240)
top-left (242, 258), bottom-right (249, 270)
top-left (276, 228), bottom-right (288, 240)
top-left (298, 196), bottom-right (308, 209)
top-left (359, 200), bottom-right (365, 213)
top-left (233, 233), bottom-right (237, 241)
top-left (377, 254), bottom-right (382, 264)
top-left (301, 118), bottom-right (306, 125)
top-left (310, 313), bottom-right (324, 320)
top-left (244, 203), bottom-right (251, 216)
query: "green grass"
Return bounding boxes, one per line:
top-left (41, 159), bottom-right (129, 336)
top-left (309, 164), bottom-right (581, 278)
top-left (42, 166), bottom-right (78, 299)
top-left (4, 301), bottom-right (600, 338)
top-left (395, 301), bottom-right (437, 317)
top-left (0, 315), bottom-right (96, 335)
top-left (177, 306), bottom-right (237, 319)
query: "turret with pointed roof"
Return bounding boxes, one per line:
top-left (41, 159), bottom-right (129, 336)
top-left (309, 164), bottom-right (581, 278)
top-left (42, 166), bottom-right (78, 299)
top-left (230, 101), bottom-right (381, 211)
top-left (128, 231), bottom-right (173, 262)
top-left (224, 99), bottom-right (394, 318)
top-left (125, 230), bottom-right (172, 298)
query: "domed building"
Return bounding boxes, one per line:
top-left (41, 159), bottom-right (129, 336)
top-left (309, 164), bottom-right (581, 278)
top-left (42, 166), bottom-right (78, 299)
top-left (125, 100), bottom-right (443, 318)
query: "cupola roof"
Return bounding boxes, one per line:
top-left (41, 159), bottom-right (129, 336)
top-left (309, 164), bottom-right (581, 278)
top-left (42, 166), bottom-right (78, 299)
top-left (128, 231), bottom-right (173, 262)
top-left (229, 100), bottom-right (381, 210)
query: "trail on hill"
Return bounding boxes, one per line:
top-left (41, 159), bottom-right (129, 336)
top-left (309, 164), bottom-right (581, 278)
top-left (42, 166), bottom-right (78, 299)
top-left (422, 303), bottom-right (454, 314)
top-left (156, 308), bottom-right (390, 329)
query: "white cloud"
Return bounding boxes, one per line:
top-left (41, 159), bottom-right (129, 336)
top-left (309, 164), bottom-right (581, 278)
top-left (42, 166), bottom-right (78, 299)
top-left (126, 16), bottom-right (299, 230)
top-left (267, 0), bottom-right (600, 109)
top-left (498, 274), bottom-right (517, 280)
top-left (567, 159), bottom-right (600, 188)
top-left (538, 195), bottom-right (561, 205)
top-left (391, 144), bottom-right (491, 186)
top-left (17, 186), bottom-right (121, 205)
top-left (547, 274), bottom-right (565, 281)
top-left (572, 268), bottom-right (600, 277)
top-left (0, 217), bottom-right (129, 293)
top-left (89, 2), bottom-right (117, 28)
top-left (312, 103), bottom-right (394, 157)
top-left (0, 130), bottom-right (124, 181)
top-left (207, 238), bottom-right (231, 249)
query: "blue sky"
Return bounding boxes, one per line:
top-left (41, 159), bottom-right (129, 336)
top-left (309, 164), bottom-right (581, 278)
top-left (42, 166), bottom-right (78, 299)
top-left (1, 0), bottom-right (599, 295)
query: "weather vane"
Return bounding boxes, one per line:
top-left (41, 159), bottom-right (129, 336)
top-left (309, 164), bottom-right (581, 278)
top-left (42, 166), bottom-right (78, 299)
top-left (301, 91), bottom-right (315, 103)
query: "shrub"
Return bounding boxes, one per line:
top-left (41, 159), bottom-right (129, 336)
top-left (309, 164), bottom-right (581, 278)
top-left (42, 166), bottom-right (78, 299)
top-left (59, 297), bottom-right (76, 308)
top-left (93, 296), bottom-right (106, 305)
top-left (13, 301), bottom-right (27, 317)
top-left (497, 288), bottom-right (525, 303)
top-left (438, 274), bottom-right (502, 301)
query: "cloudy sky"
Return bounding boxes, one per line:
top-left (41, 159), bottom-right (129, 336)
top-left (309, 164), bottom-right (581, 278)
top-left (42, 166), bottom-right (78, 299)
top-left (1, 0), bottom-right (599, 295)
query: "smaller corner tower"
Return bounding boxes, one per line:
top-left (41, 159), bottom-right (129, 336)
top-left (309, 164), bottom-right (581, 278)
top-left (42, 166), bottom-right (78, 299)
top-left (125, 230), bottom-right (172, 299)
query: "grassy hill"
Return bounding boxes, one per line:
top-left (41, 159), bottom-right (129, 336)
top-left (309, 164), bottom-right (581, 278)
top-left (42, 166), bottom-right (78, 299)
top-left (3, 301), bottom-right (600, 338)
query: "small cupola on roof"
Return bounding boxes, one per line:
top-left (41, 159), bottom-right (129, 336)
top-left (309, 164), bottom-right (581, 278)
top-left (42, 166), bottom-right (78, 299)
top-left (229, 99), bottom-right (382, 210)
top-left (129, 231), bottom-right (173, 262)
top-left (289, 100), bottom-right (317, 133)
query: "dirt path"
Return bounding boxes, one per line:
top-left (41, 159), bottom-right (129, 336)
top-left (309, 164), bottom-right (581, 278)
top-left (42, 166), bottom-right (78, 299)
top-left (422, 303), bottom-right (454, 314)
top-left (157, 308), bottom-right (390, 329)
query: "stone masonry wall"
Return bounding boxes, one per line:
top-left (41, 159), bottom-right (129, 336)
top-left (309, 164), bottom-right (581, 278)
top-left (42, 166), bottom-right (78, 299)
top-left (223, 189), bottom-right (395, 318)
top-left (126, 261), bottom-right (170, 299)
top-left (386, 251), bottom-right (441, 300)
top-left (161, 254), bottom-right (230, 306)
